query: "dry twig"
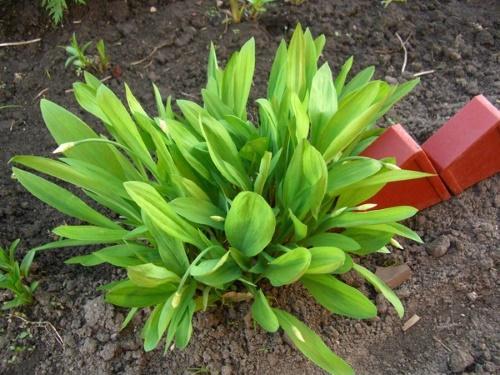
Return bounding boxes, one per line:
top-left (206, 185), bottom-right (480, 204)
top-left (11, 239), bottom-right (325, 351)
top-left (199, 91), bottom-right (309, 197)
top-left (395, 32), bottom-right (408, 74)
top-left (130, 42), bottom-right (171, 66)
top-left (413, 70), bottom-right (436, 78)
top-left (0, 38), bottom-right (41, 48)
top-left (7, 312), bottom-right (64, 350)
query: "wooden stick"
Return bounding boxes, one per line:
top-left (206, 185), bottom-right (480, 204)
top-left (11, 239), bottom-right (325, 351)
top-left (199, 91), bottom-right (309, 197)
top-left (0, 38), bottom-right (41, 48)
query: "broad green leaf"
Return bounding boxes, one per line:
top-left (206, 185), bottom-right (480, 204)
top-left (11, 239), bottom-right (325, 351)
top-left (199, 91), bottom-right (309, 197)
top-left (166, 119), bottom-right (212, 181)
top-left (124, 182), bottom-right (207, 249)
top-left (251, 290), bottom-right (279, 332)
top-left (40, 99), bottom-right (124, 178)
top-left (341, 66), bottom-right (375, 99)
top-left (273, 308), bottom-right (354, 375)
top-left (287, 24), bottom-right (306, 98)
top-left (358, 223), bottom-right (423, 243)
top-left (326, 206), bottom-right (418, 228)
top-left (142, 212), bottom-right (189, 276)
top-left (96, 85), bottom-right (156, 172)
top-left (11, 156), bottom-right (129, 200)
top-left (347, 169), bottom-right (431, 189)
top-left (334, 56), bottom-right (353, 95)
top-left (309, 63), bottom-right (337, 144)
top-left (143, 302), bottom-right (164, 351)
top-left (290, 93), bottom-right (309, 142)
top-left (254, 151), bottom-right (272, 195)
top-left (66, 243), bottom-right (159, 267)
top-left (289, 209), bottom-right (307, 241)
top-left (306, 247), bottom-right (345, 274)
top-left (301, 233), bottom-right (361, 252)
top-left (192, 258), bottom-right (241, 289)
top-left (319, 81), bottom-right (380, 154)
top-left (174, 300), bottom-right (195, 349)
top-left (323, 101), bottom-right (383, 163)
top-left (128, 263), bottom-right (180, 288)
top-left (170, 197), bottom-right (225, 230)
top-left (53, 225), bottom-right (129, 242)
top-left (353, 263), bottom-right (404, 318)
top-left (379, 78), bottom-right (420, 116)
top-left (201, 116), bottom-right (250, 190)
top-left (267, 40), bottom-right (287, 99)
top-left (105, 280), bottom-right (175, 308)
top-left (225, 191), bottom-right (276, 257)
top-left (327, 158), bottom-right (382, 194)
top-left (302, 274), bottom-right (377, 319)
top-left (341, 228), bottom-right (393, 255)
top-left (282, 140), bottom-right (327, 219)
top-left (13, 168), bottom-right (119, 229)
top-left (264, 247), bottom-right (311, 286)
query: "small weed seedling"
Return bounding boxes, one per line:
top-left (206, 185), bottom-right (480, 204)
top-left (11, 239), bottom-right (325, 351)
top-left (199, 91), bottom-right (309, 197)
top-left (228, 0), bottom-right (274, 23)
top-left (14, 24), bottom-right (425, 374)
top-left (64, 34), bottom-right (110, 76)
top-left (41, 0), bottom-right (87, 25)
top-left (0, 240), bottom-right (38, 310)
top-left (248, 0), bottom-right (274, 20)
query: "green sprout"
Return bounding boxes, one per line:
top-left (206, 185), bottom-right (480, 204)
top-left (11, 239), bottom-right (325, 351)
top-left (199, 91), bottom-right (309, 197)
top-left (41, 0), bottom-right (87, 25)
top-left (64, 34), bottom-right (110, 76)
top-left (0, 240), bottom-right (38, 310)
top-left (12, 24), bottom-right (424, 374)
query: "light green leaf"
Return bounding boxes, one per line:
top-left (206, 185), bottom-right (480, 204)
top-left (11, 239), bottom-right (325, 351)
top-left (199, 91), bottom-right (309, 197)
top-left (302, 274), bottom-right (377, 319)
top-left (309, 63), bottom-right (336, 144)
top-left (225, 191), bottom-right (276, 257)
top-left (352, 263), bottom-right (404, 318)
top-left (128, 263), bottom-right (180, 288)
top-left (273, 308), bottom-right (354, 375)
top-left (251, 290), bottom-right (279, 332)
top-left (289, 209), bottom-right (308, 241)
top-left (13, 168), bottom-right (119, 229)
top-left (201, 115), bottom-right (250, 190)
top-left (105, 280), bottom-right (175, 308)
top-left (264, 247), bottom-right (311, 287)
top-left (306, 247), bottom-right (345, 274)
top-left (326, 206), bottom-right (418, 228)
top-left (124, 182), bottom-right (207, 249)
top-left (53, 225), bottom-right (129, 242)
top-left (301, 233), bottom-right (361, 252)
top-left (170, 197), bottom-right (225, 230)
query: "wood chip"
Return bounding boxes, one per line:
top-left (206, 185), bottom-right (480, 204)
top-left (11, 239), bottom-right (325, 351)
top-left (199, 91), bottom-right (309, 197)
top-left (402, 314), bottom-right (420, 331)
top-left (375, 264), bottom-right (412, 288)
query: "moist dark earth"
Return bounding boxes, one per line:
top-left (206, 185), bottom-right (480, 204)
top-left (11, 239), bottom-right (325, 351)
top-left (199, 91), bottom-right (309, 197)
top-left (0, 0), bottom-right (499, 374)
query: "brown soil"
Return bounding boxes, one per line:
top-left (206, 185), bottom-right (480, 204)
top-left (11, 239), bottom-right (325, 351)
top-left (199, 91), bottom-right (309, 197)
top-left (0, 0), bottom-right (499, 374)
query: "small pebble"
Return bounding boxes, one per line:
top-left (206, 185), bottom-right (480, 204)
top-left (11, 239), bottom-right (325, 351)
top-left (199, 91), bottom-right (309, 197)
top-left (427, 236), bottom-right (450, 258)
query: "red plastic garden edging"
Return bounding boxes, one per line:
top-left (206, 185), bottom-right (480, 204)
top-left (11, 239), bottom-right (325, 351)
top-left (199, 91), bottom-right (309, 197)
top-left (361, 124), bottom-right (451, 210)
top-left (422, 95), bottom-right (500, 195)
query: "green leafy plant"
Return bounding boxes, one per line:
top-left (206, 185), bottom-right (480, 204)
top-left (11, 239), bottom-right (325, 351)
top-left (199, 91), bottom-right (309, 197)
top-left (0, 240), bottom-right (38, 310)
top-left (227, 0), bottom-right (274, 23)
top-left (64, 34), bottom-right (110, 76)
top-left (12, 25), bottom-right (425, 373)
top-left (228, 0), bottom-right (245, 23)
top-left (41, 0), bottom-right (87, 25)
top-left (248, 0), bottom-right (274, 20)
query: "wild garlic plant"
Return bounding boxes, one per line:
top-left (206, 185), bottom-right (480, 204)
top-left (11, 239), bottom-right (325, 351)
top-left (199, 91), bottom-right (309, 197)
top-left (12, 25), bottom-right (425, 374)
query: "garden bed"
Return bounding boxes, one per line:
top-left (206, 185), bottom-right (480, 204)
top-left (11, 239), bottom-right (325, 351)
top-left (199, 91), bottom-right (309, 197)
top-left (0, 0), bottom-right (499, 374)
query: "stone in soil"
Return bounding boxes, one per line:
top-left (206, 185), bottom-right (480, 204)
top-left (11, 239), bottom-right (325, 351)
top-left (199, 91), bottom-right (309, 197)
top-left (427, 236), bottom-right (451, 258)
top-left (448, 349), bottom-right (475, 373)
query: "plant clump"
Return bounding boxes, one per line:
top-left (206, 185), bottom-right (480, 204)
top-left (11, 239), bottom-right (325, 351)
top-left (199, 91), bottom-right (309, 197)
top-left (12, 25), bottom-right (425, 374)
